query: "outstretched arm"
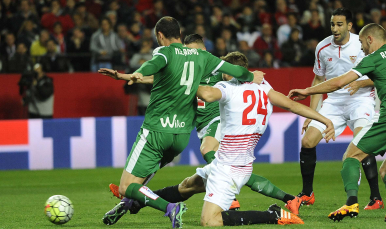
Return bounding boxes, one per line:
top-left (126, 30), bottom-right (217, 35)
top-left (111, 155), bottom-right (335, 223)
top-left (288, 70), bottom-right (359, 100)
top-left (269, 89), bottom-right (335, 142)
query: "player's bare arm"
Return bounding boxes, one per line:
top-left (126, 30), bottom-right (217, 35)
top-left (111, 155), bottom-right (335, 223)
top-left (344, 78), bottom-right (374, 95)
top-left (196, 85), bottom-right (222, 102)
top-left (269, 89), bottom-right (335, 142)
top-left (302, 74), bottom-right (325, 134)
top-left (98, 68), bottom-right (144, 82)
top-left (128, 75), bottom-right (154, 85)
top-left (288, 70), bottom-right (360, 100)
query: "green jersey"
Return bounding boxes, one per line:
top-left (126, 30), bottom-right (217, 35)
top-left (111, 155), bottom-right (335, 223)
top-left (135, 42), bottom-right (254, 134)
top-left (196, 73), bottom-right (223, 131)
top-left (352, 44), bottom-right (386, 121)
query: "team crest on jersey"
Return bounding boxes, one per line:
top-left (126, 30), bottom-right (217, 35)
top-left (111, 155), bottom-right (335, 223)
top-left (206, 78), bottom-right (210, 84)
top-left (350, 56), bottom-right (357, 63)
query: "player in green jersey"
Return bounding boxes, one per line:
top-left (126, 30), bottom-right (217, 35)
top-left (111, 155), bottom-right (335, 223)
top-left (288, 23), bottom-right (386, 222)
top-left (98, 17), bottom-right (264, 228)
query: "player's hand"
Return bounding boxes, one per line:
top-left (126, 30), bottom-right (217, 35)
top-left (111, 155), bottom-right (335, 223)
top-left (302, 118), bottom-right (312, 134)
top-left (252, 70), bottom-right (265, 84)
top-left (288, 89), bottom-right (309, 101)
top-left (322, 120), bottom-right (335, 143)
top-left (344, 81), bottom-right (361, 95)
top-left (98, 68), bottom-right (120, 80)
top-left (127, 73), bottom-right (143, 85)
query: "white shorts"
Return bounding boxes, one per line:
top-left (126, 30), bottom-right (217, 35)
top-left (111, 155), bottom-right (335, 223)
top-left (309, 98), bottom-right (375, 137)
top-left (196, 159), bottom-right (251, 210)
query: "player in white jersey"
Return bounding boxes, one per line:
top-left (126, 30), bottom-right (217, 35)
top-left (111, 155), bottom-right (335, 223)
top-left (164, 52), bottom-right (333, 226)
top-left (105, 52), bottom-right (335, 226)
top-left (296, 8), bottom-right (383, 210)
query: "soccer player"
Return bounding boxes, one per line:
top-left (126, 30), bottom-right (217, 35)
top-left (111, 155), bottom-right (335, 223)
top-left (296, 8), bottom-right (383, 209)
top-left (107, 51), bottom-right (335, 226)
top-left (180, 52), bottom-right (335, 226)
top-left (288, 23), bottom-right (386, 221)
top-left (98, 17), bottom-right (264, 228)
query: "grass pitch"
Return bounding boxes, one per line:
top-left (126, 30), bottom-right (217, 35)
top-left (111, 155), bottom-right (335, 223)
top-left (1, 162), bottom-right (385, 229)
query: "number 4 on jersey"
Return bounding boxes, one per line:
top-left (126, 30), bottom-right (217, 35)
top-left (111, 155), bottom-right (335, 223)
top-left (180, 61), bottom-right (194, 95)
top-left (242, 90), bottom-right (268, 125)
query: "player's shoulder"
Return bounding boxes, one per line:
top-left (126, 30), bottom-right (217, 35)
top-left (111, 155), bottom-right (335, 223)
top-left (152, 46), bottom-right (166, 55)
top-left (316, 35), bottom-right (333, 52)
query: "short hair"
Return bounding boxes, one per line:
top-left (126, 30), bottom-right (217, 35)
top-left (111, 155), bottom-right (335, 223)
top-left (220, 51), bottom-right (248, 68)
top-left (332, 8), bottom-right (353, 23)
top-left (155, 16), bottom-right (181, 39)
top-left (184, 34), bottom-right (204, 46)
top-left (100, 17), bottom-right (112, 27)
top-left (359, 23), bottom-right (386, 41)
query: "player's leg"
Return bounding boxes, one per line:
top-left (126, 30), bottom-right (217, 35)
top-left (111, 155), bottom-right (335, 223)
top-left (329, 115), bottom-right (386, 221)
top-left (298, 126), bottom-right (323, 203)
top-left (201, 161), bottom-right (303, 226)
top-left (200, 136), bottom-right (219, 163)
top-left (103, 129), bottom-right (188, 226)
top-left (245, 174), bottom-right (302, 215)
top-left (299, 103), bottom-right (346, 205)
top-left (347, 101), bottom-right (383, 209)
top-left (199, 120), bottom-right (221, 164)
top-left (379, 159), bottom-right (386, 188)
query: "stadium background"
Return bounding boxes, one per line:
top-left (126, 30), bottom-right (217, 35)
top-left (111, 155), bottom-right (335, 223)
top-left (1, 0), bottom-right (386, 171)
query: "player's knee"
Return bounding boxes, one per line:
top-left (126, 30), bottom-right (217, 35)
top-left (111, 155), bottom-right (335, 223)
top-left (301, 135), bottom-right (318, 148)
top-left (200, 145), bottom-right (210, 156)
top-left (379, 168), bottom-right (386, 181)
top-left (179, 177), bottom-right (191, 190)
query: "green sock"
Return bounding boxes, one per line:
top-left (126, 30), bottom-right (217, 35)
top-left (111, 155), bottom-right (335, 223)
top-left (341, 158), bottom-right (360, 197)
top-left (125, 183), bottom-right (169, 212)
top-left (203, 151), bottom-right (216, 164)
top-left (246, 174), bottom-right (287, 201)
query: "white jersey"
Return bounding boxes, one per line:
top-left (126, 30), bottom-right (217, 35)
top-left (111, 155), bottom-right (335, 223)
top-left (213, 79), bottom-right (273, 167)
top-left (313, 33), bottom-right (375, 101)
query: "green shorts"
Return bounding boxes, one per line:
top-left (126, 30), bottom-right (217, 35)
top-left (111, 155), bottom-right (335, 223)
top-left (352, 113), bottom-right (386, 156)
top-left (197, 117), bottom-right (221, 142)
top-left (125, 128), bottom-right (190, 178)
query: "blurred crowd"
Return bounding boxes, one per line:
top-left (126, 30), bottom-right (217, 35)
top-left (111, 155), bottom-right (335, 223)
top-left (1, 0), bottom-right (386, 74)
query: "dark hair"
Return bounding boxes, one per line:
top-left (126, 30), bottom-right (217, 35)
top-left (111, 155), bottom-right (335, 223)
top-left (332, 8), bottom-right (353, 23)
top-left (155, 16), bottom-right (181, 39)
top-left (184, 34), bottom-right (204, 45)
top-left (100, 17), bottom-right (112, 27)
top-left (221, 51), bottom-right (248, 68)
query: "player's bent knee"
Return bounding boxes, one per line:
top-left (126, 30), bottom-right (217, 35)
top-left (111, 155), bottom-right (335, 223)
top-left (200, 216), bottom-right (223, 227)
top-left (301, 136), bottom-right (318, 149)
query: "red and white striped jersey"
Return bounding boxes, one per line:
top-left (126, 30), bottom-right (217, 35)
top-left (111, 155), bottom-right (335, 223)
top-left (213, 78), bottom-right (273, 166)
top-left (313, 33), bottom-right (374, 101)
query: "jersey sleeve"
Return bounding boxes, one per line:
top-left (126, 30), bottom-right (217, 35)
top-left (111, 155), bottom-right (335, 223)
top-left (313, 43), bottom-right (326, 77)
top-left (214, 81), bottom-right (231, 103)
top-left (260, 79), bottom-right (273, 94)
top-left (134, 47), bottom-right (169, 76)
top-left (351, 55), bottom-right (375, 77)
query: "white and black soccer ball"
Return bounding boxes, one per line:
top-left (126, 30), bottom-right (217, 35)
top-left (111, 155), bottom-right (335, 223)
top-left (44, 195), bottom-right (74, 224)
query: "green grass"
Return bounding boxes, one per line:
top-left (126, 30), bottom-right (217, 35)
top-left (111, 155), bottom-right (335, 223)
top-left (1, 162), bottom-right (386, 229)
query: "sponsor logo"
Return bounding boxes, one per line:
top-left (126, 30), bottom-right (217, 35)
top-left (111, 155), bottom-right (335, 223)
top-left (208, 193), bottom-right (213, 197)
top-left (350, 56), bottom-right (357, 63)
top-left (328, 58), bottom-right (332, 61)
top-left (365, 113), bottom-right (370, 116)
top-left (218, 83), bottom-right (226, 88)
top-left (160, 115), bottom-right (186, 128)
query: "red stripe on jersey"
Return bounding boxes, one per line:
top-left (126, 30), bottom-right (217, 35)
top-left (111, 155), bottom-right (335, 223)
top-left (317, 43), bottom-right (331, 68)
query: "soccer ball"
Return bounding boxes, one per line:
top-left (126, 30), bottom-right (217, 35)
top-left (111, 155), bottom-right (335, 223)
top-left (44, 195), bottom-right (74, 224)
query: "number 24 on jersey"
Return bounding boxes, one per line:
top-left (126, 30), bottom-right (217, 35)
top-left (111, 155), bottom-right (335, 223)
top-left (242, 90), bottom-right (268, 126)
